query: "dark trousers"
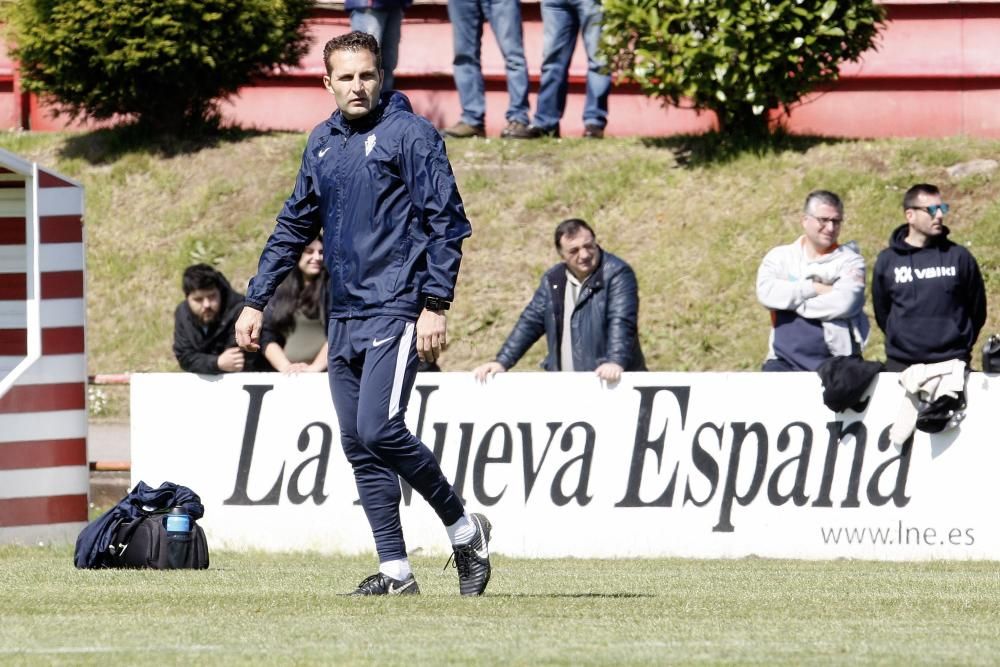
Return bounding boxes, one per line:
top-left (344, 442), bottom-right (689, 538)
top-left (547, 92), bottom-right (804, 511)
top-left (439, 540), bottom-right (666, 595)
top-left (326, 315), bottom-right (465, 562)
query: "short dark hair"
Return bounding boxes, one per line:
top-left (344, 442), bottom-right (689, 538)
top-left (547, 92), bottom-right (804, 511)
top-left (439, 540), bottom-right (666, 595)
top-left (803, 190), bottom-right (843, 216)
top-left (903, 183), bottom-right (940, 210)
top-left (554, 218), bottom-right (595, 249)
top-left (323, 31), bottom-right (381, 76)
top-left (182, 264), bottom-right (225, 296)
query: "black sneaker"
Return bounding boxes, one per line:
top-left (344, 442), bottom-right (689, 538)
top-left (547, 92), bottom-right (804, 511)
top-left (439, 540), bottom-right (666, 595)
top-left (583, 124), bottom-right (605, 139)
top-left (448, 513), bottom-right (492, 596)
top-left (349, 572), bottom-right (420, 596)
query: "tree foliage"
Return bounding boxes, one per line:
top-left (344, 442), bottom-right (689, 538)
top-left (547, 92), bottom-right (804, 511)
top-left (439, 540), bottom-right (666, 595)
top-left (601, 0), bottom-right (886, 138)
top-left (5, 0), bottom-right (313, 132)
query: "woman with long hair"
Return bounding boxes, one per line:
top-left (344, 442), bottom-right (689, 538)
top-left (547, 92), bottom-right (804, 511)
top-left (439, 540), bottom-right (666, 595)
top-left (261, 237), bottom-right (329, 373)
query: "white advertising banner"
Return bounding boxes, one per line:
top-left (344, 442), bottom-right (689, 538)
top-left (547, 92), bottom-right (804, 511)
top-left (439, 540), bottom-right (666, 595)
top-left (131, 372), bottom-right (1000, 560)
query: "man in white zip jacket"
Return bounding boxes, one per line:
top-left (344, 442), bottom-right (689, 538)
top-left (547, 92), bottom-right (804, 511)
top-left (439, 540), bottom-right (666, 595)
top-left (756, 190), bottom-right (870, 371)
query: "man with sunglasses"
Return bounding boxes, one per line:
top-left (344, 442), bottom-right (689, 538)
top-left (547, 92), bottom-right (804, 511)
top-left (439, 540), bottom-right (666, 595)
top-left (872, 183), bottom-right (987, 371)
top-left (756, 190), bottom-right (870, 371)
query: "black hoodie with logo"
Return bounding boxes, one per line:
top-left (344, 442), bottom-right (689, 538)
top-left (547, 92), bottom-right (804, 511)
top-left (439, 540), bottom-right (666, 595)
top-left (872, 223), bottom-right (987, 365)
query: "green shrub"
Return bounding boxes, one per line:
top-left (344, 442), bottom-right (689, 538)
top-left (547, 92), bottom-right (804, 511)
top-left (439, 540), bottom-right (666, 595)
top-left (601, 0), bottom-right (885, 139)
top-left (5, 0), bottom-right (312, 132)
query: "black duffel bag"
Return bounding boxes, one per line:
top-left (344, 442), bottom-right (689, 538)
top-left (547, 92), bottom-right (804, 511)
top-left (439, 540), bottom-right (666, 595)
top-left (108, 509), bottom-right (210, 570)
top-left (75, 480), bottom-right (209, 569)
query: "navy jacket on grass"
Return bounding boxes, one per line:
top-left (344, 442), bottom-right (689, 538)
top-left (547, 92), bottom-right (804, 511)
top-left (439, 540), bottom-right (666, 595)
top-left (873, 224), bottom-right (987, 365)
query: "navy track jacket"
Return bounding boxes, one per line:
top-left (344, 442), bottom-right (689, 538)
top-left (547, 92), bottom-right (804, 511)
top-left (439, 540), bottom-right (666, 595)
top-left (873, 223), bottom-right (987, 365)
top-left (246, 92), bottom-right (472, 319)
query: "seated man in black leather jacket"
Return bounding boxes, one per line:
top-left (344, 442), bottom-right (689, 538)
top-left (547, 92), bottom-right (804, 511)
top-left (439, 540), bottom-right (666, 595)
top-left (473, 218), bottom-right (646, 382)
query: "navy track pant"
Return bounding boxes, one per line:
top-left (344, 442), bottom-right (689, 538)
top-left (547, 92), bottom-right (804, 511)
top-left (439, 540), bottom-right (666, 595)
top-left (326, 315), bottom-right (465, 561)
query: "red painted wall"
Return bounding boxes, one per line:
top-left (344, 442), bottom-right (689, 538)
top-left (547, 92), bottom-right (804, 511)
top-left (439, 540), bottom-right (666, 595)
top-left (4, 2), bottom-right (1000, 138)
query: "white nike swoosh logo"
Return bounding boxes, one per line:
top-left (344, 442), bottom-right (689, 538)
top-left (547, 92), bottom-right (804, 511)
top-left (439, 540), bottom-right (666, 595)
top-left (318, 147), bottom-right (331, 158)
top-left (372, 336), bottom-right (396, 348)
top-left (387, 578), bottom-right (415, 594)
top-left (471, 517), bottom-right (490, 559)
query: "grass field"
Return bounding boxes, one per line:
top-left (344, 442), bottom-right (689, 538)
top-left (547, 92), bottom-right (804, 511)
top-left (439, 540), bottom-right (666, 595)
top-left (2, 545), bottom-right (999, 665)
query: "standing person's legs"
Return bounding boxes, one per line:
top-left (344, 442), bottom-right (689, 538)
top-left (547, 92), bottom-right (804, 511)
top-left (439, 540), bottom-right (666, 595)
top-left (326, 318), bottom-right (410, 567)
top-left (354, 317), bottom-right (466, 523)
top-left (448, 0), bottom-right (487, 128)
top-left (577, 0), bottom-right (610, 130)
top-left (350, 8), bottom-right (403, 90)
top-left (488, 0), bottom-right (530, 125)
top-left (380, 7), bottom-right (403, 90)
top-left (532, 0), bottom-right (578, 133)
top-left (354, 315), bottom-right (493, 596)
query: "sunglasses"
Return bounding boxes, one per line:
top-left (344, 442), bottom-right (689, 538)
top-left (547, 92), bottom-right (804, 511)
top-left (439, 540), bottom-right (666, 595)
top-left (909, 203), bottom-right (950, 217)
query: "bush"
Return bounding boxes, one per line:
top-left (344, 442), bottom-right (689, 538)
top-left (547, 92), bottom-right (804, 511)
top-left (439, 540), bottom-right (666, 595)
top-left (601, 0), bottom-right (885, 139)
top-left (6, 0), bottom-right (313, 132)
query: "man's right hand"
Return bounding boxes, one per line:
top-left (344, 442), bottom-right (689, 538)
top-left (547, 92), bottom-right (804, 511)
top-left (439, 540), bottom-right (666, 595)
top-left (235, 306), bottom-right (263, 352)
top-left (472, 361), bottom-right (506, 383)
top-left (218, 347), bottom-right (245, 373)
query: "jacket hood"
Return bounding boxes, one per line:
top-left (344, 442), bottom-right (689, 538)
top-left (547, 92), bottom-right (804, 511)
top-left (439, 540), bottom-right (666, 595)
top-left (328, 90), bottom-right (414, 134)
top-left (888, 222), bottom-right (952, 254)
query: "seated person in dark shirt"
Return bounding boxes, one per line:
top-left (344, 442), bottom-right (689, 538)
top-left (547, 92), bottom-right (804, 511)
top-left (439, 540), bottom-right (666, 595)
top-left (173, 264), bottom-right (255, 374)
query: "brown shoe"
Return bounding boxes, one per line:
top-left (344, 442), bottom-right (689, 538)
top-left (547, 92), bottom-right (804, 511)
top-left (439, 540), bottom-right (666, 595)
top-left (583, 125), bottom-right (604, 139)
top-left (500, 120), bottom-right (534, 139)
top-left (443, 121), bottom-right (485, 138)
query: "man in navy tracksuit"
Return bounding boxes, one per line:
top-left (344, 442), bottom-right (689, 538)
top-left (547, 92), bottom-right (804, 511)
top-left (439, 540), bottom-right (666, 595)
top-left (872, 183), bottom-right (987, 371)
top-left (236, 31), bottom-right (491, 596)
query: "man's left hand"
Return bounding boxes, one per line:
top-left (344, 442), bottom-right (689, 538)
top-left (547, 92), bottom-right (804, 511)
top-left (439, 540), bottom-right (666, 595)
top-left (416, 308), bottom-right (448, 364)
top-left (595, 362), bottom-right (624, 383)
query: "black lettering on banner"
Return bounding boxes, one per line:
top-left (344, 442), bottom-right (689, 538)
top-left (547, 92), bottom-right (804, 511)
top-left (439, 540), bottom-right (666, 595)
top-left (550, 422), bottom-right (595, 506)
top-left (683, 422), bottom-right (723, 507)
top-left (224, 385), bottom-right (284, 506)
top-left (713, 422), bottom-right (767, 533)
top-left (866, 426), bottom-right (912, 507)
top-left (520, 422), bottom-right (562, 501)
top-left (767, 422), bottom-right (813, 507)
top-left (813, 421), bottom-right (867, 508)
top-left (472, 423), bottom-right (512, 505)
top-left (451, 422), bottom-right (476, 504)
top-left (286, 421), bottom-right (333, 505)
top-left (616, 386), bottom-right (690, 507)
top-left (412, 384), bottom-right (438, 446)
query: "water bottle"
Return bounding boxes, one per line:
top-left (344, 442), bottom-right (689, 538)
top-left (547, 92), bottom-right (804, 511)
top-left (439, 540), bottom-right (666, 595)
top-left (165, 506), bottom-right (191, 569)
top-left (165, 506), bottom-right (191, 533)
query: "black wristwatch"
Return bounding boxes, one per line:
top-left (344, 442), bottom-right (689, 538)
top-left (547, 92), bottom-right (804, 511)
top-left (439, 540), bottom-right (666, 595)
top-left (422, 295), bottom-right (451, 311)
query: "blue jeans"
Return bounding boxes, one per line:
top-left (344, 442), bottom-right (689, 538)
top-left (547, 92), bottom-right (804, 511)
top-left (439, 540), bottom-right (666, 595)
top-left (533, 0), bottom-right (611, 131)
top-left (448, 0), bottom-right (530, 126)
top-left (351, 8), bottom-right (404, 91)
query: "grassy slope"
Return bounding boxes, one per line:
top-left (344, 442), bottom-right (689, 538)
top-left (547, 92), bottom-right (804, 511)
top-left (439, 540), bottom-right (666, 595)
top-left (2, 546), bottom-right (1000, 665)
top-left (2, 130), bottom-right (999, 380)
